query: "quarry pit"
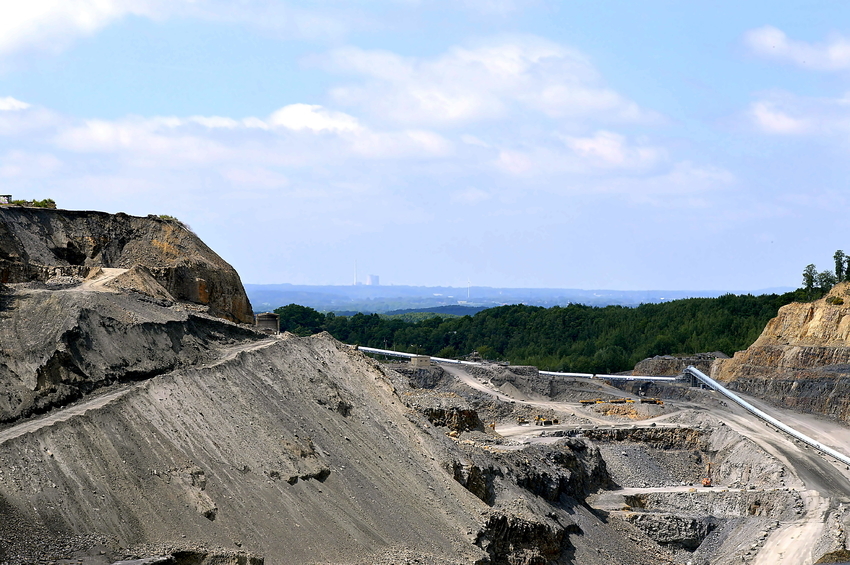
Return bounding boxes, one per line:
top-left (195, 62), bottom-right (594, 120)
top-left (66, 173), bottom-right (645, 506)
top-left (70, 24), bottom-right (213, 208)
top-left (3, 207), bottom-right (850, 565)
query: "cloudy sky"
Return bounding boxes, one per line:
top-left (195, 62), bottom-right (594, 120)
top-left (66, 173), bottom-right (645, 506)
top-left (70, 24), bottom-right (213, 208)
top-left (1, 1), bottom-right (848, 290)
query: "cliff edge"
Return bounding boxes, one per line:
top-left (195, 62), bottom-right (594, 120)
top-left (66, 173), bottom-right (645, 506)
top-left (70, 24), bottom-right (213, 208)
top-left (713, 282), bottom-right (850, 420)
top-left (0, 207), bottom-right (253, 323)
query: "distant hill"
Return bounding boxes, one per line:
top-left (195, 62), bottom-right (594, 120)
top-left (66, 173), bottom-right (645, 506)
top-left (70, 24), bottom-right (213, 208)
top-left (246, 283), bottom-right (795, 314)
top-left (382, 305), bottom-right (487, 317)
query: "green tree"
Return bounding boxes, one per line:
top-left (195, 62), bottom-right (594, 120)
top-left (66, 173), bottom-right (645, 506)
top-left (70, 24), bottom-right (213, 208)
top-left (835, 250), bottom-right (846, 283)
top-left (803, 264), bottom-right (818, 299)
top-left (817, 269), bottom-right (837, 293)
top-left (273, 304), bottom-right (325, 336)
top-left (31, 198), bottom-right (56, 209)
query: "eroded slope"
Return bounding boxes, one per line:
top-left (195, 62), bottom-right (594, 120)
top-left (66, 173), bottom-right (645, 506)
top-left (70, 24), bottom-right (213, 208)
top-left (0, 286), bottom-right (259, 422)
top-left (0, 328), bottom-right (646, 565)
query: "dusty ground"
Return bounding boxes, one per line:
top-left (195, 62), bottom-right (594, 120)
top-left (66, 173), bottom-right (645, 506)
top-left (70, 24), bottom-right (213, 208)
top-left (5, 278), bottom-right (850, 564)
top-left (398, 360), bottom-right (850, 565)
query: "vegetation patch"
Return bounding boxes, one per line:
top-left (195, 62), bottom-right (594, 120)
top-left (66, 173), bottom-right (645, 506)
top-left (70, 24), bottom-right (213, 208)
top-left (275, 292), bottom-right (797, 373)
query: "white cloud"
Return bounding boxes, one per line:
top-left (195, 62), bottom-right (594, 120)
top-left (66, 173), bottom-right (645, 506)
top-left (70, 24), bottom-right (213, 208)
top-left (750, 101), bottom-right (810, 134)
top-left (496, 149), bottom-right (534, 174)
top-left (0, 0), bottom-right (172, 58)
top-left (746, 92), bottom-right (850, 137)
top-left (53, 117), bottom-right (234, 166)
top-left (0, 96), bottom-right (30, 110)
top-left (0, 1), bottom-right (358, 64)
top-left (48, 103), bottom-right (452, 167)
top-left (461, 134), bottom-right (491, 147)
top-left (183, 0), bottom-right (351, 41)
top-left (595, 161), bottom-right (736, 206)
top-left (0, 150), bottom-right (61, 178)
top-left (322, 36), bottom-right (658, 127)
top-left (491, 131), bottom-right (666, 177)
top-left (561, 130), bottom-right (663, 169)
top-left (269, 104), bottom-right (362, 133)
top-left (745, 25), bottom-right (850, 71)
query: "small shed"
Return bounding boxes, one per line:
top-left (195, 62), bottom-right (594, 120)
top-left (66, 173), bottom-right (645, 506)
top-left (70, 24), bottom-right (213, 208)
top-left (255, 312), bottom-right (280, 335)
top-left (410, 355), bottom-right (431, 369)
top-left (0, 195), bottom-right (11, 205)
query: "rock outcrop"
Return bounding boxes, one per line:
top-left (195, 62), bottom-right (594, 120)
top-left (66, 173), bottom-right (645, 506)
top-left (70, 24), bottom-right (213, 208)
top-left (622, 513), bottom-right (715, 551)
top-left (0, 207), bottom-right (252, 323)
top-left (633, 352), bottom-right (728, 377)
top-left (712, 283), bottom-right (850, 420)
top-left (402, 390), bottom-right (485, 432)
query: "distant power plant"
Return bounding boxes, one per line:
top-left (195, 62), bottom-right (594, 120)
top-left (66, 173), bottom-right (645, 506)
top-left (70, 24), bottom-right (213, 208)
top-left (353, 260), bottom-right (379, 286)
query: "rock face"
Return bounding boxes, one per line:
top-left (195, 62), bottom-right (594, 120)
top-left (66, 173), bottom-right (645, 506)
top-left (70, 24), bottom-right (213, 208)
top-left (0, 207), bottom-right (252, 323)
top-left (402, 390), bottom-right (485, 432)
top-left (712, 283), bottom-right (850, 420)
top-left (633, 352), bottom-right (728, 377)
top-left (622, 513), bottom-right (715, 551)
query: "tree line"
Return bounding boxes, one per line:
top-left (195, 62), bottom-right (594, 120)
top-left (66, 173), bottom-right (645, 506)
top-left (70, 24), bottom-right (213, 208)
top-left (274, 292), bottom-right (798, 374)
top-left (801, 249), bottom-right (850, 300)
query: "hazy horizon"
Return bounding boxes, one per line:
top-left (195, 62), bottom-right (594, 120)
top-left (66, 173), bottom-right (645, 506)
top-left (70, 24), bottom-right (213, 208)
top-left (245, 282), bottom-right (798, 314)
top-left (246, 282), bottom-right (797, 293)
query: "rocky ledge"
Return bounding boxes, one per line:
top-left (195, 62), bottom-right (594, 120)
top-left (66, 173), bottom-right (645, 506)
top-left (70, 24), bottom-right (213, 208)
top-left (0, 207), bottom-right (253, 323)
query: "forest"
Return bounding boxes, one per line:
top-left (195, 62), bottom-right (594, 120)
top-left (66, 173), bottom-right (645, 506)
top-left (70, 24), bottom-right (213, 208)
top-left (274, 291), bottom-right (801, 373)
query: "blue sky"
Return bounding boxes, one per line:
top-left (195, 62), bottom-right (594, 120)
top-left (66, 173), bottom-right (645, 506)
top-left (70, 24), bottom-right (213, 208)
top-left (2, 1), bottom-right (850, 290)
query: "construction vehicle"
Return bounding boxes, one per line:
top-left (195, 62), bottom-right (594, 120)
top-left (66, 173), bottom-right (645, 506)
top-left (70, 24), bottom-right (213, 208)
top-left (516, 416), bottom-right (529, 425)
top-left (609, 398), bottom-right (626, 404)
top-left (579, 399), bottom-right (597, 406)
top-left (640, 398), bottom-right (664, 406)
top-left (702, 462), bottom-right (713, 487)
top-left (534, 415), bottom-right (554, 426)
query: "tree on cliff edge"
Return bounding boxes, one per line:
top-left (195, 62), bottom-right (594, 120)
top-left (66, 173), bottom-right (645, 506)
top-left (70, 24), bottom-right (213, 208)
top-left (803, 264), bottom-right (817, 299)
top-left (817, 270), bottom-right (837, 293)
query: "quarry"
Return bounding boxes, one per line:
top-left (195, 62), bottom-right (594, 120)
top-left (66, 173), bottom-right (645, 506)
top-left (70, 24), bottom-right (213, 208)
top-left (3, 207), bottom-right (850, 564)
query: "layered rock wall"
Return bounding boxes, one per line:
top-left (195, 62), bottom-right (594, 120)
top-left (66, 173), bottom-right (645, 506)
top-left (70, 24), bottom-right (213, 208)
top-left (633, 352), bottom-right (728, 377)
top-left (0, 208), bottom-right (252, 323)
top-left (712, 283), bottom-right (850, 420)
